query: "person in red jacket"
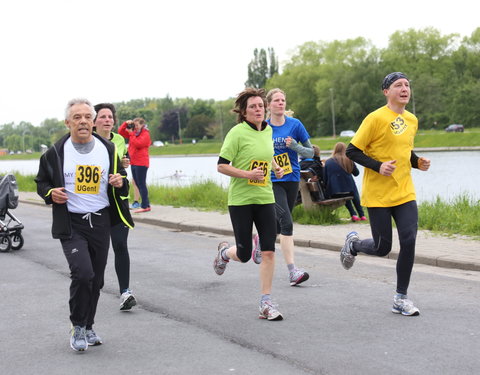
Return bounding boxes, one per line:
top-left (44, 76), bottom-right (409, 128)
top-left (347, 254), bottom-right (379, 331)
top-left (119, 118), bottom-right (151, 213)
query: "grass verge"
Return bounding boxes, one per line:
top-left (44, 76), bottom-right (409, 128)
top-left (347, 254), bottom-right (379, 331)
top-left (13, 172), bottom-right (479, 238)
top-left (418, 194), bottom-right (480, 237)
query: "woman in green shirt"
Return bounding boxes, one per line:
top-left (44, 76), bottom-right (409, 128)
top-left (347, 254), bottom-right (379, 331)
top-left (213, 88), bottom-right (285, 321)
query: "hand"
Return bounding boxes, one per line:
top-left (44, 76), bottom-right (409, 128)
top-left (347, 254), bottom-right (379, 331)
top-left (249, 167), bottom-right (265, 181)
top-left (51, 187), bottom-right (68, 204)
top-left (285, 136), bottom-right (292, 147)
top-left (109, 173), bottom-right (124, 188)
top-left (274, 165), bottom-right (284, 179)
top-left (379, 160), bottom-right (397, 176)
top-left (418, 157), bottom-right (430, 171)
top-left (121, 157), bottom-right (130, 168)
top-left (126, 120), bottom-right (134, 133)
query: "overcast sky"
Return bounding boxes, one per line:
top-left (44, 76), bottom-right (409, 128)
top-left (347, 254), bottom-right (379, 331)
top-left (1, 0), bottom-right (478, 126)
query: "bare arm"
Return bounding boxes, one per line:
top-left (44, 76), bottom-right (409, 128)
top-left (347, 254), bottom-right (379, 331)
top-left (217, 163), bottom-right (264, 180)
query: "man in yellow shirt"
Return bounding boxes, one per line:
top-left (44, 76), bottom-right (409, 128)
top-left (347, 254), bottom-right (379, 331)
top-left (341, 72), bottom-right (431, 316)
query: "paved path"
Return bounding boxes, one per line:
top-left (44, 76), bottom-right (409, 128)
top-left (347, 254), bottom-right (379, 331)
top-left (19, 192), bottom-right (479, 272)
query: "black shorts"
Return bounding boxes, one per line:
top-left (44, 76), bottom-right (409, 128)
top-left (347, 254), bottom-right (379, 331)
top-left (228, 204), bottom-right (276, 263)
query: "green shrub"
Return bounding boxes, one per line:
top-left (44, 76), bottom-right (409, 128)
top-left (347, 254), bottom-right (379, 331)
top-left (418, 195), bottom-right (480, 237)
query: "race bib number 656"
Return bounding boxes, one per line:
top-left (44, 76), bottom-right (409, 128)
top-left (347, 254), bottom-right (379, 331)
top-left (75, 165), bottom-right (101, 194)
top-left (248, 160), bottom-right (269, 186)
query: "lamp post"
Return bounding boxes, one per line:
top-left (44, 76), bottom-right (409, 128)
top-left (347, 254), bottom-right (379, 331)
top-left (329, 88), bottom-right (336, 138)
top-left (48, 128), bottom-right (57, 145)
top-left (175, 111), bottom-right (182, 144)
top-left (218, 104), bottom-right (224, 141)
top-left (22, 129), bottom-right (31, 153)
top-left (410, 80), bottom-right (416, 115)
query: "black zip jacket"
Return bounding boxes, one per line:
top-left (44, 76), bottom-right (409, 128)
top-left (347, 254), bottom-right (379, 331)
top-left (35, 133), bottom-right (134, 239)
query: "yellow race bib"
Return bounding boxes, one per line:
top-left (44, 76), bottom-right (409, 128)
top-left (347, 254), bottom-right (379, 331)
top-left (75, 165), bottom-right (101, 194)
top-left (274, 152), bottom-right (292, 175)
top-left (248, 160), bottom-right (269, 186)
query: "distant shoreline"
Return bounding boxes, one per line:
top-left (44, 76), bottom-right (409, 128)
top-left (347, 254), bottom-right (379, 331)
top-left (150, 146), bottom-right (480, 158)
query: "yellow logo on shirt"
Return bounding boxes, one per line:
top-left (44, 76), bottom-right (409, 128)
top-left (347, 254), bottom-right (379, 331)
top-left (75, 165), bottom-right (101, 194)
top-left (390, 116), bottom-right (408, 135)
top-left (248, 160), bottom-right (269, 186)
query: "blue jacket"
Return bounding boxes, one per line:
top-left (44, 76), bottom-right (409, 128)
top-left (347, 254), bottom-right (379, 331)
top-left (324, 158), bottom-right (360, 198)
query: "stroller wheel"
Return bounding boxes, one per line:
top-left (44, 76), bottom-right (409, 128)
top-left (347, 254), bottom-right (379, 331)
top-left (0, 235), bottom-right (11, 252)
top-left (10, 233), bottom-right (24, 251)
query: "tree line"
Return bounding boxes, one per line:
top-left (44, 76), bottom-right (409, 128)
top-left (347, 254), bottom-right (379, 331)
top-left (2, 27), bottom-right (480, 152)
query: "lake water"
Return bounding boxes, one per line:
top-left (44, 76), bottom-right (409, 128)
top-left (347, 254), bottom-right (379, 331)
top-left (1, 151), bottom-right (479, 203)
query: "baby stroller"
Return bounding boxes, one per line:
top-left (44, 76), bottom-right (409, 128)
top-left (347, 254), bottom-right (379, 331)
top-left (0, 174), bottom-right (24, 252)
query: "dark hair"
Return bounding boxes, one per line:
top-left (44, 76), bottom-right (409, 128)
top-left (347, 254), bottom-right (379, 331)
top-left (233, 88), bottom-right (266, 123)
top-left (94, 103), bottom-right (117, 124)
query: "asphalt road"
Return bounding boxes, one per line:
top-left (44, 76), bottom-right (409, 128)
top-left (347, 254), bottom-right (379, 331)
top-left (1, 204), bottom-right (479, 374)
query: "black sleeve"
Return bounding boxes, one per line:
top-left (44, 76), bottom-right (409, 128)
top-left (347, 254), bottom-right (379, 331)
top-left (352, 162), bottom-right (360, 177)
top-left (346, 143), bottom-right (382, 173)
top-left (217, 156), bottom-right (231, 165)
top-left (34, 151), bottom-right (55, 205)
top-left (410, 151), bottom-right (419, 169)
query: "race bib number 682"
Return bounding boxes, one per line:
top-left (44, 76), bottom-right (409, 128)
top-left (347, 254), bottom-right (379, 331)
top-left (274, 152), bottom-right (292, 175)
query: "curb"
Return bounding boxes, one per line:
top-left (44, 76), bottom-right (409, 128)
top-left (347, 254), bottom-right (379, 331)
top-left (19, 198), bottom-right (479, 273)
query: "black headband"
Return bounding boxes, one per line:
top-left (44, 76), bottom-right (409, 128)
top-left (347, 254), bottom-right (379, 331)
top-left (382, 72), bottom-right (408, 90)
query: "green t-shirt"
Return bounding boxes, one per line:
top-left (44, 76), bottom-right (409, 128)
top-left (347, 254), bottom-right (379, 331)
top-left (111, 132), bottom-right (127, 159)
top-left (219, 122), bottom-right (275, 206)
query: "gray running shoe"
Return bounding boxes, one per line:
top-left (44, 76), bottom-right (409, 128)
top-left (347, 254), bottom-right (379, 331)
top-left (213, 242), bottom-right (229, 275)
top-left (289, 267), bottom-right (309, 286)
top-left (340, 231), bottom-right (359, 270)
top-left (251, 234), bottom-right (262, 264)
top-left (392, 295), bottom-right (420, 316)
top-left (120, 290), bottom-right (137, 311)
top-left (70, 325), bottom-right (87, 352)
top-left (259, 300), bottom-right (283, 321)
top-left (85, 329), bottom-right (103, 346)
top-left (130, 201), bottom-right (140, 209)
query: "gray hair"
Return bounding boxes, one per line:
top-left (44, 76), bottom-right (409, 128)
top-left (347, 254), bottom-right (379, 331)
top-left (65, 98), bottom-right (96, 120)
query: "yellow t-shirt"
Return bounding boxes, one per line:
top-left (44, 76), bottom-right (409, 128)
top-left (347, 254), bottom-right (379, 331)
top-left (351, 105), bottom-right (417, 207)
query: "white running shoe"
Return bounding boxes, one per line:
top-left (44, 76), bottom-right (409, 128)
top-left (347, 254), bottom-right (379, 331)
top-left (392, 295), bottom-right (420, 316)
top-left (259, 300), bottom-right (283, 321)
top-left (340, 231), bottom-right (359, 270)
top-left (120, 290), bottom-right (137, 311)
top-left (251, 234), bottom-right (262, 264)
top-left (289, 267), bottom-right (309, 286)
top-left (214, 242), bottom-right (229, 275)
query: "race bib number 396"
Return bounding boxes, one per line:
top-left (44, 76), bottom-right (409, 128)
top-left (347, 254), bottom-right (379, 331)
top-left (274, 152), bottom-right (292, 175)
top-left (248, 160), bottom-right (269, 186)
top-left (75, 165), bottom-right (101, 194)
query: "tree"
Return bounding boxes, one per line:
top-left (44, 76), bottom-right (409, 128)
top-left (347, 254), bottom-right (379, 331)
top-left (161, 108), bottom-right (186, 142)
top-left (184, 114), bottom-right (213, 139)
top-left (245, 47), bottom-right (278, 88)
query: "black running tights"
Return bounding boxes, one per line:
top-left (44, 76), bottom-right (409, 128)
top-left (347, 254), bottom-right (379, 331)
top-left (352, 201), bottom-right (418, 295)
